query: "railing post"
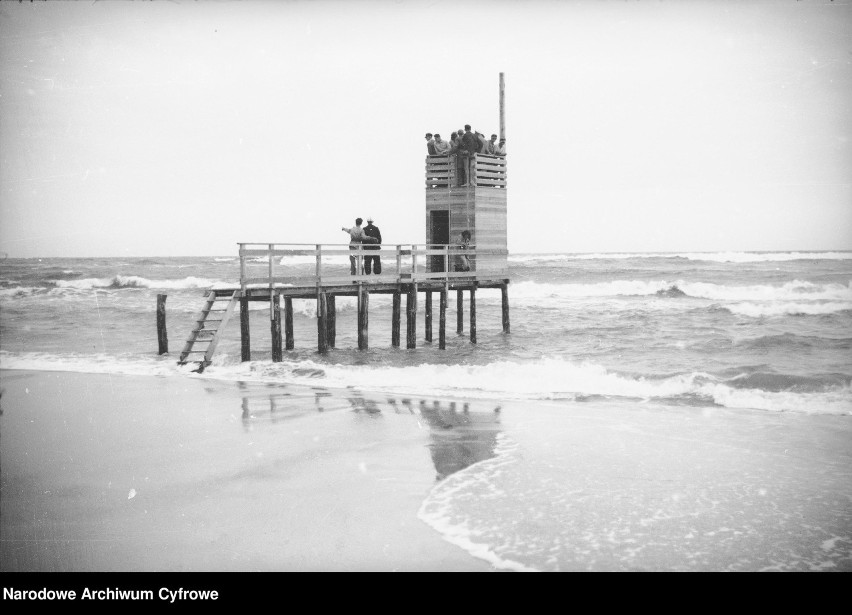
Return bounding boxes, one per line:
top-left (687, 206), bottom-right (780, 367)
top-left (396, 245), bottom-right (402, 282)
top-left (316, 244), bottom-right (322, 287)
top-left (411, 244), bottom-right (418, 283)
top-left (268, 243), bottom-right (275, 320)
top-left (239, 243), bottom-right (247, 293)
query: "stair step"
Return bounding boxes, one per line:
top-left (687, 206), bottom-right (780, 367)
top-left (186, 339), bottom-right (212, 344)
top-left (181, 350), bottom-right (208, 354)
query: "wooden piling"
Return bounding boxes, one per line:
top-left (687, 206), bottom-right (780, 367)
top-left (392, 289), bottom-right (401, 348)
top-left (271, 292), bottom-right (282, 362)
top-left (501, 283), bottom-right (510, 333)
top-left (470, 286), bottom-right (477, 344)
top-left (240, 294), bottom-right (251, 362)
top-left (439, 288), bottom-right (447, 349)
top-left (406, 284), bottom-right (417, 349)
top-left (358, 286), bottom-right (369, 350)
top-left (284, 297), bottom-right (294, 350)
top-left (425, 290), bottom-right (432, 342)
top-left (328, 294), bottom-right (336, 348)
top-left (156, 294), bottom-right (168, 355)
top-left (317, 292), bottom-right (328, 354)
top-left (457, 289), bottom-right (464, 334)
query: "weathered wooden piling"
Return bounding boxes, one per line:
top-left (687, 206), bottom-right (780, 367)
top-left (470, 285), bottom-right (477, 344)
top-left (439, 288), bottom-right (447, 349)
top-left (240, 295), bottom-right (250, 361)
top-left (501, 283), bottom-right (510, 333)
top-left (156, 294), bottom-right (168, 355)
top-left (457, 289), bottom-right (464, 334)
top-left (358, 286), bottom-right (369, 350)
top-left (271, 292), bottom-right (282, 362)
top-left (328, 294), bottom-right (336, 348)
top-left (406, 284), bottom-right (417, 349)
top-left (317, 292), bottom-right (329, 354)
top-left (425, 290), bottom-right (433, 342)
top-left (392, 289), bottom-right (401, 347)
top-left (284, 297), bottom-right (294, 350)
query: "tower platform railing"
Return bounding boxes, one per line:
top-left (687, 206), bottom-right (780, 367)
top-left (425, 153), bottom-right (506, 189)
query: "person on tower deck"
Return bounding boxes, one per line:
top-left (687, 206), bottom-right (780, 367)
top-left (482, 134), bottom-right (498, 155)
top-left (449, 133), bottom-right (466, 187)
top-left (363, 217), bottom-right (382, 275)
top-left (425, 133), bottom-right (438, 155)
top-left (461, 125), bottom-right (480, 187)
top-left (494, 137), bottom-right (506, 157)
top-left (341, 218), bottom-right (365, 275)
top-left (433, 133), bottom-right (450, 155)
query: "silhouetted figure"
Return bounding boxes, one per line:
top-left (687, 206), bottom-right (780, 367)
top-left (363, 217), bottom-right (382, 275)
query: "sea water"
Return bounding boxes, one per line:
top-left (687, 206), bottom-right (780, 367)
top-left (2, 251), bottom-right (851, 570)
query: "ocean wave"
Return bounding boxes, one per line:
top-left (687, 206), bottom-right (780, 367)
top-left (509, 251), bottom-right (852, 263)
top-left (53, 275), bottom-right (225, 290)
top-left (724, 301), bottom-right (852, 317)
top-left (508, 279), bottom-right (852, 303)
top-left (3, 353), bottom-right (849, 415)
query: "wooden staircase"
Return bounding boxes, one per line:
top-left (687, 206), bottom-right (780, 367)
top-left (178, 291), bottom-right (239, 370)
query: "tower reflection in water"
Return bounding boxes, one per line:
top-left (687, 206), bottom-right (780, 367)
top-left (235, 387), bottom-right (502, 482)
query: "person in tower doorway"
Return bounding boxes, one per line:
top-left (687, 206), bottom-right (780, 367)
top-left (363, 217), bottom-right (382, 275)
top-left (454, 230), bottom-right (472, 272)
top-left (341, 218), bottom-right (365, 275)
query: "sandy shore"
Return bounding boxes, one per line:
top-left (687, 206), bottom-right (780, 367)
top-left (2, 368), bottom-right (851, 572)
top-left (0, 369), bottom-right (494, 572)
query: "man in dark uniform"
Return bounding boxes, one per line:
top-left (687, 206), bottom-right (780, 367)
top-left (363, 217), bottom-right (382, 275)
top-left (461, 125), bottom-right (480, 187)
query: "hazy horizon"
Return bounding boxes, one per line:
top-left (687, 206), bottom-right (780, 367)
top-left (2, 0), bottom-right (850, 258)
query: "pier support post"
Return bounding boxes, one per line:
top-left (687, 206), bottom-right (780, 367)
top-left (439, 288), bottom-right (447, 349)
top-left (284, 297), bottom-right (294, 350)
top-left (156, 294), bottom-right (168, 355)
top-left (470, 285), bottom-right (477, 344)
top-left (501, 283), bottom-right (510, 334)
top-left (457, 289), bottom-right (464, 334)
top-left (358, 286), bottom-right (369, 350)
top-left (392, 289), bottom-right (401, 348)
top-left (328, 294), bottom-right (336, 348)
top-left (406, 284), bottom-right (418, 349)
top-left (317, 292), bottom-right (329, 354)
top-left (271, 292), bottom-right (282, 362)
top-left (425, 290), bottom-right (432, 342)
top-left (240, 294), bottom-right (251, 362)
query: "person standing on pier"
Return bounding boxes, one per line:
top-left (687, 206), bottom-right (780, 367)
top-left (363, 217), bottom-right (382, 275)
top-left (341, 218), bottom-right (365, 275)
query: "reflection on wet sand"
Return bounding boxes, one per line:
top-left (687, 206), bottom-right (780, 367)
top-left (233, 385), bottom-right (502, 481)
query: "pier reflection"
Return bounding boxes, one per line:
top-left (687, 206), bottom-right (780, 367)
top-left (415, 399), bottom-right (502, 481)
top-left (234, 387), bottom-right (502, 480)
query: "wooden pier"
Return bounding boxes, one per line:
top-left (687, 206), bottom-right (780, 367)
top-left (177, 72), bottom-right (511, 370)
top-left (178, 243), bottom-right (510, 369)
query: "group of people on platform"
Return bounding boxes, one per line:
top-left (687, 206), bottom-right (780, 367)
top-left (341, 217), bottom-right (382, 275)
top-left (426, 125), bottom-right (505, 187)
top-left (340, 219), bottom-right (472, 276)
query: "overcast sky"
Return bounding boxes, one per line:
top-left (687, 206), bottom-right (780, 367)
top-left (1, 0), bottom-right (850, 257)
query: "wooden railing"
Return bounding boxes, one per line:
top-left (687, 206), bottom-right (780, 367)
top-left (426, 153), bottom-right (506, 189)
top-left (238, 243), bottom-right (509, 291)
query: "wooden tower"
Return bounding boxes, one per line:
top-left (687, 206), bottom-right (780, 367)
top-left (425, 74), bottom-right (508, 277)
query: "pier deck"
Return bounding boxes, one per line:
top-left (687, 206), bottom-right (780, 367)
top-left (177, 243), bottom-right (511, 369)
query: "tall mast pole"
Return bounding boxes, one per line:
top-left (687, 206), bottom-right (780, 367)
top-left (499, 72), bottom-right (505, 141)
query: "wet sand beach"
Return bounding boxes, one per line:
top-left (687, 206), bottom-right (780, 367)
top-left (2, 369), bottom-right (850, 572)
